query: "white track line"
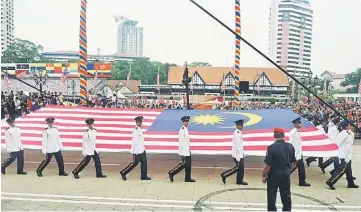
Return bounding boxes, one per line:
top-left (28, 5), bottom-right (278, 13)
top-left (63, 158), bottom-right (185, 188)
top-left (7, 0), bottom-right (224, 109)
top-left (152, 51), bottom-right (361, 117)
top-left (2, 192), bottom-right (361, 209)
top-left (0, 197), bottom-right (337, 211)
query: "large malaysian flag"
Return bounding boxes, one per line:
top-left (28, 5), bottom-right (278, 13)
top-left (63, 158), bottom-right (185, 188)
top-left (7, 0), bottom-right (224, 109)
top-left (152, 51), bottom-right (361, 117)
top-left (1, 106), bottom-right (338, 157)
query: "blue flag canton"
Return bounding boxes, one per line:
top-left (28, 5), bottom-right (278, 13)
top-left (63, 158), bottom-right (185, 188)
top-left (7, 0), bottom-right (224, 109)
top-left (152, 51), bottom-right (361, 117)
top-left (147, 109), bottom-right (312, 132)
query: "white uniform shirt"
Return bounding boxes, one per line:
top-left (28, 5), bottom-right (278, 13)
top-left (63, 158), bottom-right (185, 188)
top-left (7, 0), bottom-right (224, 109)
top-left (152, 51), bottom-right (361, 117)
top-left (336, 130), bottom-right (353, 163)
top-left (82, 128), bottom-right (98, 156)
top-left (5, 126), bottom-right (23, 153)
top-left (131, 126), bottom-right (145, 154)
top-left (178, 125), bottom-right (190, 156)
top-left (231, 129), bottom-right (244, 161)
top-left (316, 125), bottom-right (325, 134)
top-left (42, 127), bottom-right (63, 154)
top-left (289, 128), bottom-right (302, 160)
top-left (327, 125), bottom-right (339, 143)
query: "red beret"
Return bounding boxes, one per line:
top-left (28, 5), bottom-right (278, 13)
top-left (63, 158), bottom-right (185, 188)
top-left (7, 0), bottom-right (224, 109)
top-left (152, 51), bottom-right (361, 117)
top-left (274, 127), bottom-right (285, 133)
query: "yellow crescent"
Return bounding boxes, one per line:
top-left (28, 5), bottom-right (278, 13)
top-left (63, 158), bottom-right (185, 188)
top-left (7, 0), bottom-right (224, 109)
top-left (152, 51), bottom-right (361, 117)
top-left (220, 112), bottom-right (263, 128)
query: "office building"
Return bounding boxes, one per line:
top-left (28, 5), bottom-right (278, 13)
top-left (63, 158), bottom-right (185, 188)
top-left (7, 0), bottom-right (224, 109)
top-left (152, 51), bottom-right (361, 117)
top-left (1, 0), bottom-right (15, 56)
top-left (114, 16), bottom-right (143, 56)
top-left (268, 0), bottom-right (313, 78)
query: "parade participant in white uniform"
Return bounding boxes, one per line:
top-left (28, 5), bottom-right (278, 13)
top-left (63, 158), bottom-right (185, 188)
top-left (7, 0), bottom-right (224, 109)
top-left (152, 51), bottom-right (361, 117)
top-left (319, 118), bottom-right (340, 173)
top-left (120, 116), bottom-right (151, 181)
top-left (306, 119), bottom-right (327, 167)
top-left (1, 117), bottom-right (27, 175)
top-left (220, 119), bottom-right (248, 185)
top-left (72, 118), bottom-right (106, 179)
top-left (326, 121), bottom-right (359, 190)
top-left (290, 117), bottom-right (311, 187)
top-left (36, 118), bottom-right (68, 177)
top-left (168, 116), bottom-right (195, 183)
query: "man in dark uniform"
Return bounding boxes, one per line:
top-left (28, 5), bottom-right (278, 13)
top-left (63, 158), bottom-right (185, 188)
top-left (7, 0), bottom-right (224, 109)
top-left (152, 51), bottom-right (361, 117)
top-left (262, 128), bottom-right (295, 212)
top-left (120, 116), bottom-right (151, 181)
top-left (168, 116), bottom-right (195, 182)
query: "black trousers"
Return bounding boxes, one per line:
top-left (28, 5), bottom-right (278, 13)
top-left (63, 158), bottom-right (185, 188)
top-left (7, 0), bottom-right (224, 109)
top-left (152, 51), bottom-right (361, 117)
top-left (320, 157), bottom-right (339, 170)
top-left (267, 169), bottom-right (291, 212)
top-left (306, 157), bottom-right (323, 166)
top-left (221, 158), bottom-right (244, 183)
top-left (1, 150), bottom-right (24, 173)
top-left (73, 151), bottom-right (103, 177)
top-left (36, 151), bottom-right (65, 174)
top-left (168, 155), bottom-right (192, 181)
top-left (120, 151), bottom-right (148, 178)
top-left (290, 157), bottom-right (306, 184)
top-left (327, 159), bottom-right (354, 186)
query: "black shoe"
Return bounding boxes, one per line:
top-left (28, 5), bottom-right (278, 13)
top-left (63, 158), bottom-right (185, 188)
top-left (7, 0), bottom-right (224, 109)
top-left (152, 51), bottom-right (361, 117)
top-left (326, 181), bottom-right (335, 190)
top-left (221, 174), bottom-right (226, 184)
top-left (120, 172), bottom-right (127, 181)
top-left (169, 174), bottom-right (174, 182)
top-left (236, 181), bottom-right (248, 185)
top-left (141, 176), bottom-right (151, 180)
top-left (329, 171), bottom-right (334, 176)
top-left (299, 182), bottom-right (311, 187)
top-left (59, 172), bottom-right (68, 176)
top-left (352, 177), bottom-right (356, 180)
top-left (1, 167), bottom-right (5, 174)
top-left (347, 184), bottom-right (359, 189)
top-left (185, 179), bottom-right (196, 182)
top-left (97, 174), bottom-right (107, 178)
top-left (320, 167), bottom-right (325, 174)
top-left (36, 171), bottom-right (42, 177)
top-left (306, 161), bottom-right (311, 167)
top-left (72, 171), bottom-right (79, 179)
top-left (17, 171), bottom-right (27, 175)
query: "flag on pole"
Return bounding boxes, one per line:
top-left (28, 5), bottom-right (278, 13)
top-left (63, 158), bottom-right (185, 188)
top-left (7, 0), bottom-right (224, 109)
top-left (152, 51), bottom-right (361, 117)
top-left (127, 63), bottom-right (131, 87)
top-left (291, 80), bottom-right (295, 98)
top-left (257, 72), bottom-right (262, 94)
top-left (61, 68), bottom-right (68, 85)
top-left (3, 71), bottom-right (9, 87)
top-left (358, 79), bottom-right (361, 94)
top-left (156, 66), bottom-right (160, 91)
top-left (323, 78), bottom-right (327, 95)
top-left (221, 73), bottom-right (225, 92)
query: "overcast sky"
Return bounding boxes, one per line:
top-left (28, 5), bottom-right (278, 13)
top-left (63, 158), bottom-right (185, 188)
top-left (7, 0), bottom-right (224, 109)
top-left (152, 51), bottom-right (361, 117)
top-left (14, 0), bottom-right (361, 75)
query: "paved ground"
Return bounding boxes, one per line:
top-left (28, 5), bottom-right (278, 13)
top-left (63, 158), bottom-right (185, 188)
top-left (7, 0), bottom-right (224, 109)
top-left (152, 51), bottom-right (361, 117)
top-left (2, 143), bottom-right (361, 211)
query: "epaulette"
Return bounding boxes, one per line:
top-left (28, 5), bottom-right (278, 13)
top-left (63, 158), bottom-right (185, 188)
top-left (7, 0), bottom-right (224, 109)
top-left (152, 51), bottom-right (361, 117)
top-left (6, 127), bottom-right (10, 131)
top-left (237, 130), bottom-right (239, 133)
top-left (182, 127), bottom-right (184, 129)
top-left (135, 127), bottom-right (138, 129)
top-left (86, 129), bottom-right (89, 132)
top-left (45, 127), bottom-right (49, 130)
top-left (93, 128), bottom-right (97, 130)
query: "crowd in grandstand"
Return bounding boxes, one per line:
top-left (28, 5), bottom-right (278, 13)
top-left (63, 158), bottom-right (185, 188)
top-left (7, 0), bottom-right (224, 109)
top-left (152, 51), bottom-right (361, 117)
top-left (2, 90), bottom-right (361, 130)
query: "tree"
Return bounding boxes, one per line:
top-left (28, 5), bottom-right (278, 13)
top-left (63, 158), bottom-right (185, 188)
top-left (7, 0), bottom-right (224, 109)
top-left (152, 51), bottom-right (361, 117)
top-left (340, 68), bottom-right (361, 92)
top-left (1, 38), bottom-right (46, 63)
top-left (188, 62), bottom-right (212, 67)
top-left (111, 59), bottom-right (169, 84)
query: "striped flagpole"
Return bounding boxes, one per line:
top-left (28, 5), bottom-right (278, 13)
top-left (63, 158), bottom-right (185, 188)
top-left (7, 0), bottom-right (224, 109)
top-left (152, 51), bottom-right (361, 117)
top-left (234, 0), bottom-right (241, 108)
top-left (79, 0), bottom-right (88, 105)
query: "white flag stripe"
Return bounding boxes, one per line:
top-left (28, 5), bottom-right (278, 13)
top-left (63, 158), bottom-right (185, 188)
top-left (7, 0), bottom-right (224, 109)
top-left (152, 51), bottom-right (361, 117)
top-left (40, 108), bottom-right (161, 115)
top-left (10, 119), bottom-right (153, 126)
top-left (24, 113), bottom-right (158, 120)
top-left (1, 137), bottom-right (333, 147)
top-left (0, 128), bottom-right (324, 139)
top-left (1, 125), bottom-right (145, 132)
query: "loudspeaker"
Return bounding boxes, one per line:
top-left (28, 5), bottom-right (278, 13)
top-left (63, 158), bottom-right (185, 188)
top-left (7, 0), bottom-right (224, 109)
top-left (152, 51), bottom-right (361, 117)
top-left (239, 81), bottom-right (249, 91)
